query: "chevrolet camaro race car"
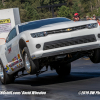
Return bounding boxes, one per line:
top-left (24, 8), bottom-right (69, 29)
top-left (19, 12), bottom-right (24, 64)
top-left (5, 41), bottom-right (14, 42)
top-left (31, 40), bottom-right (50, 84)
top-left (0, 17), bottom-right (100, 84)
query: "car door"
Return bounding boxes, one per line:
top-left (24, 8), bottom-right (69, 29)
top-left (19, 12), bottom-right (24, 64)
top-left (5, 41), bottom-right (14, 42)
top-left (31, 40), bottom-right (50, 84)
top-left (5, 27), bottom-right (19, 64)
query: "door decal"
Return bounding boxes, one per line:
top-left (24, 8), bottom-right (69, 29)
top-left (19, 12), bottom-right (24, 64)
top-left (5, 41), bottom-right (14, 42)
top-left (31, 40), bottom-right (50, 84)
top-left (5, 54), bottom-right (23, 72)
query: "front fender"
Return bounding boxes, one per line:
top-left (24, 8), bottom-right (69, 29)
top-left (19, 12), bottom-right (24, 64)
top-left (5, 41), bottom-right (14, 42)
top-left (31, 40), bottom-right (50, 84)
top-left (19, 33), bottom-right (30, 52)
top-left (0, 44), bottom-right (8, 68)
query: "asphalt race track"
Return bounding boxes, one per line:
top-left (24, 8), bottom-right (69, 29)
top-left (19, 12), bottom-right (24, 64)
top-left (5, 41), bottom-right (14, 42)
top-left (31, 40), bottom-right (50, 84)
top-left (1, 58), bottom-right (100, 100)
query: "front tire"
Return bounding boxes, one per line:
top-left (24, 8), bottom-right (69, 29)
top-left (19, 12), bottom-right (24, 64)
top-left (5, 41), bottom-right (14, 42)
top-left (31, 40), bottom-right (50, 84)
top-left (0, 61), bottom-right (15, 84)
top-left (23, 47), bottom-right (39, 74)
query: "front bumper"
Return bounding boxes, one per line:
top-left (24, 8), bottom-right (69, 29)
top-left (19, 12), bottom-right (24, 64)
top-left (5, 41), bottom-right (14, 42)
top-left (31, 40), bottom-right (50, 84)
top-left (30, 34), bottom-right (100, 59)
top-left (42, 44), bottom-right (99, 58)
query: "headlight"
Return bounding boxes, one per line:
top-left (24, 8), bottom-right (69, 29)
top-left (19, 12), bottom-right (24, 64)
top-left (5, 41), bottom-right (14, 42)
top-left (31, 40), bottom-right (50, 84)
top-left (87, 23), bottom-right (98, 29)
top-left (31, 32), bottom-right (48, 38)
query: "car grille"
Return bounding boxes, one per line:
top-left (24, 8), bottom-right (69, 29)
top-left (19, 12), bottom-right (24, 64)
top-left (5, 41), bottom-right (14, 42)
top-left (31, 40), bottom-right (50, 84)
top-left (47, 25), bottom-right (87, 34)
top-left (43, 34), bottom-right (96, 50)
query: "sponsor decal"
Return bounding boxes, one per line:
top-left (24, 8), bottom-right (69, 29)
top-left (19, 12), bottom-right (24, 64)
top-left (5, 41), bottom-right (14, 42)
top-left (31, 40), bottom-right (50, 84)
top-left (18, 54), bottom-right (20, 59)
top-left (11, 67), bottom-right (14, 71)
top-left (12, 58), bottom-right (15, 62)
top-left (17, 65), bottom-right (20, 68)
top-left (0, 19), bottom-right (11, 24)
top-left (0, 18), bottom-right (12, 33)
top-left (5, 65), bottom-right (9, 72)
top-left (14, 65), bottom-right (17, 69)
top-left (9, 59), bottom-right (22, 67)
top-left (14, 57), bottom-right (18, 60)
top-left (5, 54), bottom-right (23, 71)
top-left (5, 68), bottom-right (8, 72)
top-left (6, 65), bottom-right (9, 70)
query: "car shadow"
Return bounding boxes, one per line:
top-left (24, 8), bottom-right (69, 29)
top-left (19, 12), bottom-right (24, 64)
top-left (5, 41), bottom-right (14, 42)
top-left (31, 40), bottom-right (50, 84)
top-left (13, 71), bottom-right (100, 86)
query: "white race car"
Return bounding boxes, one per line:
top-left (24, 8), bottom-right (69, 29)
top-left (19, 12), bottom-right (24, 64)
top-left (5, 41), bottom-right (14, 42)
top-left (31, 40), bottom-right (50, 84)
top-left (0, 17), bottom-right (100, 84)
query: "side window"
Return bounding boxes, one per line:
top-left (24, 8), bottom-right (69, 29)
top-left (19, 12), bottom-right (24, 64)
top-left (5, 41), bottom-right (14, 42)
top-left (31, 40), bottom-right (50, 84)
top-left (6, 28), bottom-right (17, 43)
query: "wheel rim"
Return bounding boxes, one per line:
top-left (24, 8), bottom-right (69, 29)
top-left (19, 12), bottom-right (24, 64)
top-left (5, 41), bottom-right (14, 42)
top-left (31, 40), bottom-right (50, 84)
top-left (0, 64), bottom-right (4, 81)
top-left (25, 53), bottom-right (31, 71)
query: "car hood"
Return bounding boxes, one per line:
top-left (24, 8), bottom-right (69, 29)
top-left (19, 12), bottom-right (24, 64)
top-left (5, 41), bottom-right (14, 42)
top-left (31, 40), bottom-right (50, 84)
top-left (40, 20), bottom-right (97, 28)
top-left (26, 20), bottom-right (98, 33)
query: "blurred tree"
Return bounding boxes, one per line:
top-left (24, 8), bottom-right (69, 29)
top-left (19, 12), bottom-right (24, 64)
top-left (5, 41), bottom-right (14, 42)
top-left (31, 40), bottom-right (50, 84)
top-left (24, 2), bottom-right (40, 21)
top-left (57, 5), bottom-right (72, 19)
top-left (0, 0), bottom-right (100, 22)
top-left (72, 1), bottom-right (80, 14)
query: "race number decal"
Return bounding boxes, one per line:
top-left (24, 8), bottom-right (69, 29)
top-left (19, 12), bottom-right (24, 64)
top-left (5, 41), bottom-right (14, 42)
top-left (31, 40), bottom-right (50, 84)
top-left (8, 47), bottom-right (11, 53)
top-left (7, 44), bottom-right (12, 54)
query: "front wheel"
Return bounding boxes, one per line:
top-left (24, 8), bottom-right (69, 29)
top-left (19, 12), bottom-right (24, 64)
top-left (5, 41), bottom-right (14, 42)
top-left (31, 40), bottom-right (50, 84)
top-left (0, 61), bottom-right (15, 84)
top-left (23, 47), bottom-right (39, 74)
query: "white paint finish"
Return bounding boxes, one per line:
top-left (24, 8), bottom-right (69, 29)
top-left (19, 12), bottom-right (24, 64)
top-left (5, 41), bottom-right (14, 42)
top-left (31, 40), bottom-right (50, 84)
top-left (0, 17), bottom-right (100, 75)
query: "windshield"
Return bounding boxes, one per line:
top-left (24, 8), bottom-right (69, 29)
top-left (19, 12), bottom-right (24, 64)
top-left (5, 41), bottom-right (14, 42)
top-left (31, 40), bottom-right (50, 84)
top-left (18, 17), bottom-right (71, 33)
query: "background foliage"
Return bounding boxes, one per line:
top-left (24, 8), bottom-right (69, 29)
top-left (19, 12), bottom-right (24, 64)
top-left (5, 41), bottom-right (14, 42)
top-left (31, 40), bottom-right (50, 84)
top-left (1, 0), bottom-right (100, 22)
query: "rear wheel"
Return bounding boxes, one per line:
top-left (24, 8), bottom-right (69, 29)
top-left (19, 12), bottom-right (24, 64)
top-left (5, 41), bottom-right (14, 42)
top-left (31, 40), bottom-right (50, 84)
top-left (90, 48), bottom-right (100, 63)
top-left (0, 61), bottom-right (15, 84)
top-left (51, 62), bottom-right (71, 76)
top-left (56, 62), bottom-right (71, 76)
